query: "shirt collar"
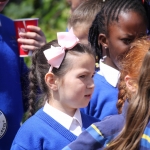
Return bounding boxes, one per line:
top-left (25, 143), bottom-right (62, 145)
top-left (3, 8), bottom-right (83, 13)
top-left (97, 58), bottom-right (120, 87)
top-left (73, 109), bottom-right (82, 127)
top-left (43, 101), bottom-right (82, 130)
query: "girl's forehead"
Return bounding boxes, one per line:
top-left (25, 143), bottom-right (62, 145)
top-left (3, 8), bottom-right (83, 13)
top-left (112, 10), bottom-right (145, 23)
top-left (108, 11), bottom-right (147, 33)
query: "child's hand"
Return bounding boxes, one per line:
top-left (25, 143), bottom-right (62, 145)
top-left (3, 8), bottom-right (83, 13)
top-left (18, 25), bottom-right (46, 51)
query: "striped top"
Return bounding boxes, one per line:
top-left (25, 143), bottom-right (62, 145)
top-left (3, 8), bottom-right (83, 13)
top-left (63, 101), bottom-right (128, 150)
top-left (63, 101), bottom-right (150, 150)
top-left (140, 121), bottom-right (150, 149)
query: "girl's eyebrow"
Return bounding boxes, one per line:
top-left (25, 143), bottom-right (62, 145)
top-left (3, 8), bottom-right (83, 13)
top-left (123, 32), bottom-right (146, 37)
top-left (121, 32), bottom-right (136, 36)
top-left (78, 69), bottom-right (94, 74)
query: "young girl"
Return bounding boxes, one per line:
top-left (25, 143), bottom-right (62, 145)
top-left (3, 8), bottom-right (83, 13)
top-left (63, 36), bottom-right (150, 150)
top-left (10, 31), bottom-right (99, 150)
top-left (81, 0), bottom-right (148, 120)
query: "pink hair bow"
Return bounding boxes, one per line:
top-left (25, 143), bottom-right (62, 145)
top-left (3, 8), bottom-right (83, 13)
top-left (43, 28), bottom-right (79, 71)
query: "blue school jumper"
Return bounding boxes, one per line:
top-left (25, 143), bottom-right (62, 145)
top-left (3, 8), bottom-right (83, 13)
top-left (11, 108), bottom-right (99, 150)
top-left (0, 14), bottom-right (28, 150)
top-left (63, 101), bottom-right (128, 150)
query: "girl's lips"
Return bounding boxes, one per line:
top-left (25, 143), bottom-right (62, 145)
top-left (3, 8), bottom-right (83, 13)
top-left (85, 94), bottom-right (91, 98)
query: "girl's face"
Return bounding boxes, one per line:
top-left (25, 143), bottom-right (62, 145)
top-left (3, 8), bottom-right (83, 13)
top-left (106, 11), bottom-right (147, 69)
top-left (0, 0), bottom-right (9, 12)
top-left (55, 53), bottom-right (95, 115)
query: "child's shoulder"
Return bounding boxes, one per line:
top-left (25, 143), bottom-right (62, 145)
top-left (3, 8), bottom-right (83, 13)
top-left (93, 114), bottom-right (125, 138)
top-left (77, 115), bottom-right (125, 149)
top-left (81, 111), bottom-right (100, 129)
top-left (0, 14), bottom-right (12, 20)
top-left (20, 108), bottom-right (46, 130)
top-left (11, 109), bottom-right (47, 149)
top-left (140, 120), bottom-right (150, 149)
top-left (0, 14), bottom-right (13, 25)
top-left (92, 74), bottom-right (118, 98)
top-left (93, 73), bottom-right (118, 89)
top-left (93, 72), bottom-right (105, 81)
top-left (0, 14), bottom-right (16, 35)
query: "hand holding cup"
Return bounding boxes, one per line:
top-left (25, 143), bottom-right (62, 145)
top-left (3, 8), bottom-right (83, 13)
top-left (14, 18), bottom-right (46, 57)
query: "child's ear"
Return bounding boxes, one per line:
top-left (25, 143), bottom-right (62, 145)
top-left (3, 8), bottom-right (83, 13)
top-left (124, 75), bottom-right (137, 93)
top-left (98, 33), bottom-right (108, 48)
top-left (45, 72), bottom-right (58, 91)
top-left (98, 33), bottom-right (109, 57)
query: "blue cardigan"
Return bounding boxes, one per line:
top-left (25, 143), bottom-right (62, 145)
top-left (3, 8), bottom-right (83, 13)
top-left (0, 14), bottom-right (28, 150)
top-left (11, 108), bottom-right (99, 150)
top-left (81, 73), bottom-right (118, 120)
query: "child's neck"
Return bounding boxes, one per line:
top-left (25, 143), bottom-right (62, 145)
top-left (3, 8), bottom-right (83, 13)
top-left (48, 98), bottom-right (76, 117)
top-left (102, 56), bottom-right (119, 70)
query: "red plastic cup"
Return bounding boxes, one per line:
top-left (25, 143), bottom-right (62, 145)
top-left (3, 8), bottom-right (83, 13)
top-left (14, 18), bottom-right (39, 57)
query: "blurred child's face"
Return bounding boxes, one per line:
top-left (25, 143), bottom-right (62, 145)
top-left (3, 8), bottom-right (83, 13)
top-left (105, 11), bottom-right (147, 69)
top-left (73, 23), bottom-right (89, 45)
top-left (0, 0), bottom-right (9, 12)
top-left (57, 53), bottom-right (95, 112)
top-left (67, 0), bottom-right (85, 14)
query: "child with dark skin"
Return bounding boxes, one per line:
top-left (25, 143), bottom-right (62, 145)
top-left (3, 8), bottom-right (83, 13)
top-left (81, 0), bottom-right (148, 120)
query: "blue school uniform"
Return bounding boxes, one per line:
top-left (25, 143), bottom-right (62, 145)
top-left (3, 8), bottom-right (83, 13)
top-left (0, 14), bottom-right (28, 150)
top-left (11, 107), bottom-right (99, 150)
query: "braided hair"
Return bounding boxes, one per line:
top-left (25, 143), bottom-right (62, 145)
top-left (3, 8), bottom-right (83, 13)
top-left (89, 0), bottom-right (148, 61)
top-left (27, 42), bottom-right (56, 118)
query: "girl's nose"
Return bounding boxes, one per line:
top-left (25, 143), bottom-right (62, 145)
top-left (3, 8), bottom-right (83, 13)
top-left (87, 79), bottom-right (95, 89)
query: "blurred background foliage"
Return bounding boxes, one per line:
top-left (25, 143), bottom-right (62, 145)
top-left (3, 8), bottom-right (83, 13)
top-left (2, 0), bottom-right (70, 66)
